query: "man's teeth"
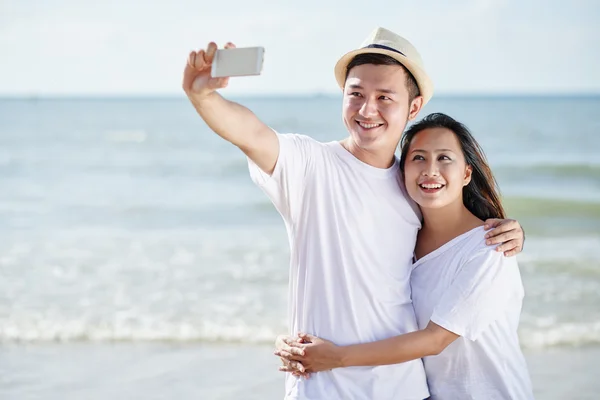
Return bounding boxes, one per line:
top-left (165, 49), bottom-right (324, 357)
top-left (358, 122), bottom-right (381, 129)
top-left (420, 183), bottom-right (443, 189)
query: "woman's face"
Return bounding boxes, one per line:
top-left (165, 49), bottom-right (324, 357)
top-left (403, 127), bottom-right (472, 210)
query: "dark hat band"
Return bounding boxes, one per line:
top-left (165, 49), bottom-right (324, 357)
top-left (364, 44), bottom-right (406, 57)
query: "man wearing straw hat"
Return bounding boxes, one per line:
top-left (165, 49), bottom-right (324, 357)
top-left (182, 27), bottom-right (524, 399)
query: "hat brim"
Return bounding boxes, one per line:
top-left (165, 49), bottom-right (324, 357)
top-left (334, 48), bottom-right (434, 105)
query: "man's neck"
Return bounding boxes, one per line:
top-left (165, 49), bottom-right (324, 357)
top-left (341, 138), bottom-right (396, 169)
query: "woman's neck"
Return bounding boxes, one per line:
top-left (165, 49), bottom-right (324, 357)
top-left (415, 201), bottom-right (484, 259)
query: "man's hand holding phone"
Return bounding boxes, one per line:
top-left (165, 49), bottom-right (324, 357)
top-left (183, 42), bottom-right (264, 101)
top-left (183, 42), bottom-right (235, 100)
top-left (181, 41), bottom-right (276, 175)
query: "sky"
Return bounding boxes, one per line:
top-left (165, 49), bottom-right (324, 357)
top-left (1, 0), bottom-right (599, 96)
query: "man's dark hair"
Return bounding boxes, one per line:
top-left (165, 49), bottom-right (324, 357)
top-left (345, 53), bottom-right (420, 102)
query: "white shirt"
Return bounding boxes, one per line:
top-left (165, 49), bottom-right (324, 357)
top-left (248, 133), bottom-right (430, 400)
top-left (410, 226), bottom-right (534, 400)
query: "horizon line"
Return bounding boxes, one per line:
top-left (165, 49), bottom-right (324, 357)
top-left (1, 91), bottom-right (599, 100)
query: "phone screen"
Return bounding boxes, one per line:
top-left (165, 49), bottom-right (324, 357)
top-left (211, 47), bottom-right (265, 78)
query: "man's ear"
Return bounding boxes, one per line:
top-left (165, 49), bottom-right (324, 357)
top-left (408, 96), bottom-right (424, 121)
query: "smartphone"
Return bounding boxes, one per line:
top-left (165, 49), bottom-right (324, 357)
top-left (211, 46), bottom-right (265, 78)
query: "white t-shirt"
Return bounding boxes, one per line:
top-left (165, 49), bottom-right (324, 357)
top-left (248, 133), bottom-right (430, 400)
top-left (410, 226), bottom-right (534, 400)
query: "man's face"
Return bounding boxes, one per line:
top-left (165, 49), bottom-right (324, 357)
top-left (342, 63), bottom-right (420, 154)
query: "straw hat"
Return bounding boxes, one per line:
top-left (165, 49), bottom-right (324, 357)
top-left (334, 27), bottom-right (434, 105)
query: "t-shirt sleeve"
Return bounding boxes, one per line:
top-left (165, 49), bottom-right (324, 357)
top-left (430, 247), bottom-right (518, 341)
top-left (247, 132), bottom-right (315, 223)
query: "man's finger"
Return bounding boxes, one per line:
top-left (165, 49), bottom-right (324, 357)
top-left (205, 42), bottom-right (217, 63)
top-left (187, 51), bottom-right (197, 68)
top-left (194, 50), bottom-right (206, 70)
top-left (224, 42), bottom-right (236, 49)
top-left (504, 249), bottom-right (518, 257)
top-left (495, 239), bottom-right (520, 254)
top-left (483, 218), bottom-right (502, 230)
top-left (216, 77), bottom-right (229, 89)
top-left (485, 220), bottom-right (518, 238)
top-left (486, 231), bottom-right (520, 246)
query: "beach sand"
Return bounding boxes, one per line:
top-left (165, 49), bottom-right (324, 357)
top-left (1, 343), bottom-right (599, 399)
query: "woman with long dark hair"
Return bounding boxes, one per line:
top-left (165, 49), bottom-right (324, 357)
top-left (275, 113), bottom-right (534, 399)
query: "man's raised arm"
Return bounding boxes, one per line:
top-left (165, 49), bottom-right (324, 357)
top-left (182, 41), bottom-right (279, 175)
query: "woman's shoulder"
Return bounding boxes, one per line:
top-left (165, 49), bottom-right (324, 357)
top-left (461, 226), bottom-right (518, 268)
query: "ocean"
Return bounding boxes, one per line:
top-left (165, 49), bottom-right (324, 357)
top-left (1, 95), bottom-right (599, 399)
